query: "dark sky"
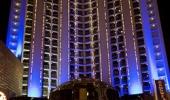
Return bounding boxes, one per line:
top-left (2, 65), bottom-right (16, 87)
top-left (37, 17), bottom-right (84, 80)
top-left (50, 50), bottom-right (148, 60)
top-left (0, 0), bottom-right (169, 64)
top-left (157, 0), bottom-right (170, 65)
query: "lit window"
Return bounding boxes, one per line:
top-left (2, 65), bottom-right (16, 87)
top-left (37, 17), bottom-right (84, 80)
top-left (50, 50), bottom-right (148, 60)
top-left (16, 3), bottom-right (20, 6)
top-left (13, 29), bottom-right (17, 32)
top-left (14, 16), bottom-right (19, 21)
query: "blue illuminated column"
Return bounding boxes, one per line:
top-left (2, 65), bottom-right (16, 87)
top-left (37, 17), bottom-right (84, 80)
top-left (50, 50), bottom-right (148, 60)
top-left (59, 0), bottom-right (69, 85)
top-left (122, 0), bottom-right (143, 95)
top-left (6, 0), bottom-right (26, 59)
top-left (140, 0), bottom-right (170, 92)
top-left (27, 0), bottom-right (44, 97)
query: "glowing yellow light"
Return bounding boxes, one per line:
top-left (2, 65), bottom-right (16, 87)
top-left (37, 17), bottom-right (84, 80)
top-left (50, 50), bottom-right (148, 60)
top-left (0, 91), bottom-right (7, 100)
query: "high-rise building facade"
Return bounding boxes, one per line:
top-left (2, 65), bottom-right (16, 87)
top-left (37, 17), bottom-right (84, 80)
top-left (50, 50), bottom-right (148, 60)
top-left (6, 0), bottom-right (170, 98)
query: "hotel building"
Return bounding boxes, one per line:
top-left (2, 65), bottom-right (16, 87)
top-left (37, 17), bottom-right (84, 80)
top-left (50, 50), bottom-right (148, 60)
top-left (6, 0), bottom-right (170, 98)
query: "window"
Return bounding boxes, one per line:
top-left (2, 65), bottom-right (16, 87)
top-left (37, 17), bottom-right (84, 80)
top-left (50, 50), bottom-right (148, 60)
top-left (70, 50), bottom-right (75, 56)
top-left (120, 59), bottom-right (126, 66)
top-left (43, 62), bottom-right (49, 69)
top-left (53, 5), bottom-right (58, 10)
top-left (113, 69), bottom-right (119, 76)
top-left (45, 23), bottom-right (51, 30)
top-left (143, 82), bottom-right (150, 90)
top-left (78, 23), bottom-right (83, 28)
top-left (23, 68), bottom-right (29, 75)
top-left (52, 25), bottom-right (58, 31)
top-left (122, 76), bottom-right (127, 84)
top-left (85, 37), bottom-right (90, 42)
top-left (109, 16), bottom-right (114, 22)
top-left (93, 35), bottom-right (98, 41)
top-left (23, 77), bottom-right (28, 84)
top-left (27, 5), bottom-right (34, 11)
top-left (114, 1), bottom-right (120, 6)
top-left (70, 22), bottom-right (75, 28)
top-left (78, 44), bottom-right (83, 49)
top-left (116, 14), bottom-right (121, 20)
top-left (70, 65), bottom-right (75, 72)
top-left (51, 80), bottom-right (56, 87)
top-left (79, 66), bottom-right (84, 72)
top-left (85, 44), bottom-right (91, 49)
top-left (108, 3), bottom-right (113, 9)
top-left (84, 23), bottom-right (90, 28)
top-left (84, 10), bottom-right (90, 15)
top-left (84, 17), bottom-right (90, 21)
top-left (43, 70), bottom-right (49, 77)
top-left (137, 38), bottom-right (144, 46)
top-left (118, 43), bottom-right (124, 50)
top-left (25, 35), bottom-right (31, 41)
top-left (110, 23), bottom-right (115, 29)
top-left (78, 37), bottom-right (83, 42)
top-left (134, 16), bottom-right (141, 22)
top-left (85, 51), bottom-right (91, 57)
top-left (138, 47), bottom-right (146, 54)
top-left (93, 42), bottom-right (99, 48)
top-left (116, 21), bottom-right (122, 27)
top-left (111, 37), bottom-right (116, 44)
top-left (112, 53), bottom-right (118, 59)
top-left (121, 67), bottom-right (127, 75)
top-left (24, 43), bottom-right (31, 49)
top-left (94, 57), bottom-right (99, 63)
top-left (113, 61), bottom-right (118, 67)
top-left (79, 59), bottom-right (84, 64)
top-left (119, 51), bottom-right (125, 58)
top-left (46, 10), bottom-right (51, 15)
top-left (141, 64), bottom-right (148, 71)
top-left (70, 9), bottom-right (75, 15)
top-left (111, 45), bottom-right (117, 51)
top-left (52, 47), bottom-right (58, 54)
top-left (52, 40), bottom-right (58, 46)
top-left (86, 59), bottom-right (91, 64)
top-left (53, 11), bottom-right (58, 16)
top-left (44, 54), bottom-right (50, 60)
top-left (51, 71), bottom-right (57, 78)
top-left (114, 78), bottom-right (120, 84)
top-left (86, 66), bottom-right (91, 72)
top-left (94, 50), bottom-right (99, 55)
top-left (95, 72), bottom-right (100, 79)
top-left (70, 73), bottom-right (75, 80)
top-left (118, 36), bottom-right (123, 42)
top-left (27, 12), bottom-right (33, 19)
top-left (133, 2), bottom-right (139, 8)
top-left (108, 10), bottom-right (114, 15)
top-left (140, 55), bottom-right (147, 63)
top-left (77, 10), bottom-right (83, 15)
top-left (133, 8), bottom-right (140, 15)
top-left (115, 7), bottom-right (121, 13)
top-left (92, 8), bottom-right (97, 14)
top-left (92, 2), bottom-right (96, 7)
top-left (53, 18), bottom-right (58, 24)
top-left (52, 32), bottom-right (58, 38)
top-left (43, 88), bottom-right (48, 95)
top-left (135, 23), bottom-right (142, 30)
top-left (51, 55), bottom-right (57, 62)
top-left (44, 46), bottom-right (50, 52)
top-left (110, 30), bottom-right (116, 36)
top-left (26, 19), bottom-right (32, 26)
top-left (136, 31), bottom-right (143, 38)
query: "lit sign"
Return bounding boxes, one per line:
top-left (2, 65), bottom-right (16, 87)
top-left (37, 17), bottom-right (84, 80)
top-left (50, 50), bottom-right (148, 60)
top-left (155, 80), bottom-right (168, 100)
top-left (0, 91), bottom-right (7, 100)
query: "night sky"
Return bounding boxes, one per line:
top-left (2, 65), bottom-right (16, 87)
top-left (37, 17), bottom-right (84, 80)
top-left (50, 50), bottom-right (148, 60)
top-left (0, 0), bottom-right (169, 64)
